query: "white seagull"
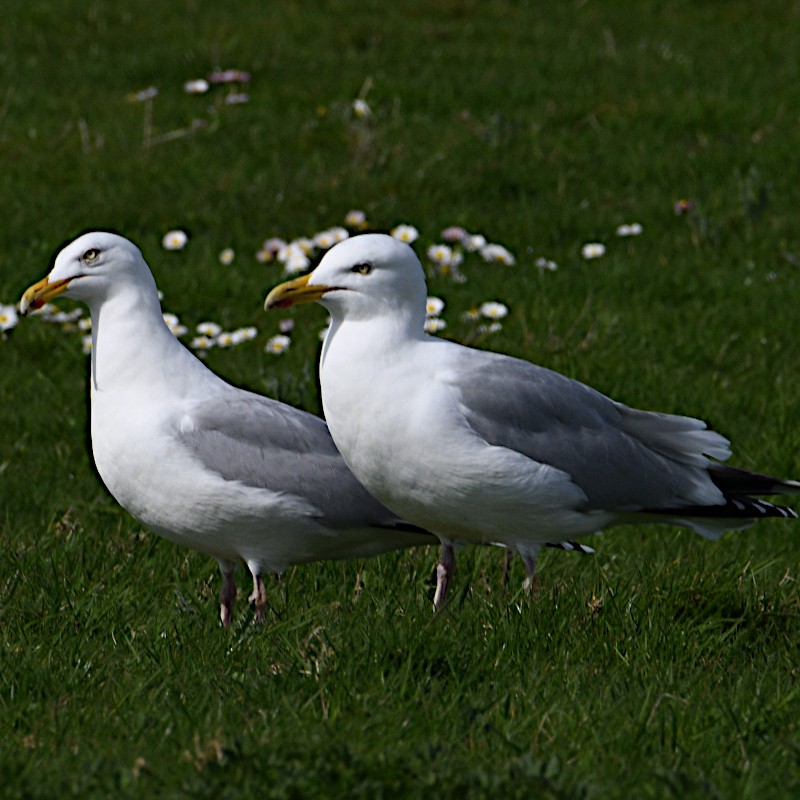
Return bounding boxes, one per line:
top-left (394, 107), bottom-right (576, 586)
top-left (265, 233), bottom-right (799, 609)
top-left (20, 231), bottom-right (434, 626)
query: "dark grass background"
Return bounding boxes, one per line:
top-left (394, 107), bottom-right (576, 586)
top-left (2, 1), bottom-right (799, 797)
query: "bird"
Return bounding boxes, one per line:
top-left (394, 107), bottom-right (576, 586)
top-left (264, 232), bottom-right (799, 609)
top-left (19, 231), bottom-right (435, 626)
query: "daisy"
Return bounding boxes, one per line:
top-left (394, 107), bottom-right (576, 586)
top-left (460, 307), bottom-right (481, 322)
top-left (78, 317), bottom-right (92, 331)
top-left (190, 335), bottom-right (215, 351)
top-left (183, 79), bottom-right (210, 94)
top-left (207, 69), bottom-right (251, 84)
top-left (129, 86), bottom-right (158, 102)
top-left (425, 296), bottom-right (445, 317)
top-left (616, 223), bottom-right (643, 237)
top-left (464, 234), bottom-right (487, 252)
top-left (534, 257), bottom-right (558, 273)
top-left (219, 248), bottom-right (235, 265)
top-left (265, 334), bottom-right (291, 354)
top-left (215, 331), bottom-right (236, 348)
top-left (0, 303), bottom-right (19, 333)
top-left (581, 243), bottom-right (606, 259)
top-left (477, 322), bottom-right (503, 334)
top-left (479, 243), bottom-right (516, 265)
top-left (314, 227), bottom-right (349, 249)
top-left (424, 317), bottom-right (447, 333)
top-left (427, 244), bottom-right (455, 265)
top-left (345, 210), bottom-right (368, 229)
top-left (352, 99), bottom-right (371, 118)
top-left (479, 301), bottom-right (509, 320)
top-left (231, 326), bottom-right (258, 344)
top-left (162, 230), bottom-right (188, 251)
top-left (196, 321), bottom-right (223, 337)
top-left (278, 318), bottom-right (296, 334)
top-left (391, 224), bottom-right (420, 244)
top-left (82, 335), bottom-right (93, 354)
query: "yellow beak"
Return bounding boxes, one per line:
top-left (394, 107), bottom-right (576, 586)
top-left (19, 276), bottom-right (75, 316)
top-left (264, 273), bottom-right (333, 311)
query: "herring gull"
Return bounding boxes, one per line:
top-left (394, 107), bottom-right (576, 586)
top-left (20, 231), bottom-right (434, 626)
top-left (265, 233), bottom-right (799, 609)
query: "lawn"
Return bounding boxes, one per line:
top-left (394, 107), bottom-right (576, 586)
top-left (1, 1), bottom-right (799, 797)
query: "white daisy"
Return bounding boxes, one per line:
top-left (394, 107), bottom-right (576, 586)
top-left (423, 317), bottom-right (447, 333)
top-left (464, 234), bottom-right (487, 252)
top-left (162, 230), bottom-right (188, 251)
top-left (479, 243), bottom-right (516, 265)
top-left (231, 326), bottom-right (258, 343)
top-left (616, 223), bottom-right (643, 237)
top-left (391, 225), bottom-right (420, 244)
top-left (425, 296), bottom-right (445, 317)
top-left (215, 331), bottom-right (236, 348)
top-left (581, 242), bottom-right (606, 259)
top-left (81, 335), bottom-right (93, 354)
top-left (78, 317), bottom-right (93, 331)
top-left (183, 79), bottom-right (210, 94)
top-left (0, 303), bottom-right (19, 333)
top-left (479, 301), bottom-right (509, 320)
top-left (265, 334), bottom-right (291, 354)
top-left (190, 335), bottom-right (215, 350)
top-left (352, 99), bottom-right (371, 118)
top-left (345, 210), bottom-right (367, 229)
top-left (534, 257), bottom-right (558, 273)
top-left (196, 321), bottom-right (222, 337)
top-left (218, 248), bottom-right (235, 265)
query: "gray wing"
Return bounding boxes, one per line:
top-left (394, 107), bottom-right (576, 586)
top-left (452, 349), bottom-right (730, 512)
top-left (178, 389), bottom-right (424, 532)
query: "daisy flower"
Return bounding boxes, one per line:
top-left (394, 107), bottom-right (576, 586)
top-left (616, 223), bottom-right (643, 237)
top-left (391, 224), bottom-right (420, 244)
top-left (215, 331), bottom-right (236, 347)
top-left (460, 307), bottom-right (481, 322)
top-left (427, 244), bottom-right (456, 265)
top-left (425, 296), bottom-right (445, 317)
top-left (314, 227), bottom-right (349, 249)
top-left (477, 322), bottom-right (503, 335)
top-left (278, 318), bottom-right (295, 334)
top-left (190, 335), bottom-right (215, 351)
top-left (162, 230), bottom-right (188, 251)
top-left (231, 326), bottom-right (258, 344)
top-left (581, 243), bottom-right (606, 259)
top-left (534, 257), bottom-right (558, 273)
top-left (0, 303), bottom-right (19, 333)
top-left (129, 86), bottom-right (158, 102)
top-left (464, 234), bottom-right (488, 252)
top-left (82, 335), bottom-right (93, 354)
top-left (207, 69), bottom-right (251, 84)
top-left (345, 210), bottom-right (368, 229)
top-left (196, 321), bottom-right (223, 337)
top-left (78, 317), bottom-right (92, 331)
top-left (219, 248), bottom-right (235, 265)
top-left (479, 243), bottom-right (516, 265)
top-left (479, 301), bottom-right (509, 320)
top-left (352, 99), bottom-right (371, 118)
top-left (183, 79), bottom-right (210, 94)
top-left (423, 317), bottom-right (447, 333)
top-left (265, 334), bottom-right (291, 354)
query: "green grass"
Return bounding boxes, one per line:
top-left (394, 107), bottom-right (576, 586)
top-left (2, 0), bottom-right (800, 796)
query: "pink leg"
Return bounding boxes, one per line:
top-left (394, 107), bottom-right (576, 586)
top-left (247, 565), bottom-right (268, 624)
top-left (433, 541), bottom-right (456, 610)
top-left (219, 561), bottom-right (237, 628)
top-left (520, 546), bottom-right (541, 594)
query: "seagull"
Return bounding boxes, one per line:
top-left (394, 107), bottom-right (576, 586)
top-left (265, 233), bottom-right (799, 609)
top-left (20, 231), bottom-right (434, 626)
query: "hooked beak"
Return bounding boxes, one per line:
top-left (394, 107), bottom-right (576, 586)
top-left (19, 276), bottom-right (76, 316)
top-left (264, 273), bottom-right (334, 311)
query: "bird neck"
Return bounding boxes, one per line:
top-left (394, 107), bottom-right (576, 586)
top-left (88, 284), bottom-right (203, 395)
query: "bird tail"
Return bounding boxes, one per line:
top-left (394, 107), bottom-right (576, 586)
top-left (642, 464), bottom-right (799, 539)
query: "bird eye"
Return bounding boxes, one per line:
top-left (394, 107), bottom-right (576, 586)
top-left (82, 248), bottom-right (100, 263)
top-left (350, 262), bottom-right (372, 275)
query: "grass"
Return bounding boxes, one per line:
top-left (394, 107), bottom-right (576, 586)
top-left (2, 0), bottom-right (800, 796)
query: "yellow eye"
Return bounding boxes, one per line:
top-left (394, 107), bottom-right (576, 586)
top-left (82, 248), bottom-right (100, 262)
top-left (350, 262), bottom-right (372, 275)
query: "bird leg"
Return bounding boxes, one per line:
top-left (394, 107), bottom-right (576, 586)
top-left (218, 561), bottom-right (237, 628)
top-left (501, 547), bottom-right (514, 586)
top-left (248, 571), bottom-right (269, 623)
top-left (520, 547), bottom-right (541, 595)
top-left (433, 541), bottom-right (456, 610)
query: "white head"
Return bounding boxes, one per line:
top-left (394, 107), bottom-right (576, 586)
top-left (20, 231), bottom-right (158, 315)
top-left (264, 233), bottom-right (428, 329)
